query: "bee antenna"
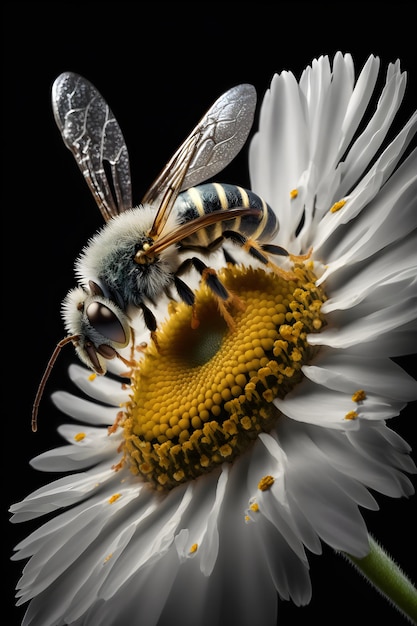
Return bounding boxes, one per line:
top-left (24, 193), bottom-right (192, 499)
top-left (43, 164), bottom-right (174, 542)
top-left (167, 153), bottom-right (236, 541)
top-left (32, 335), bottom-right (79, 433)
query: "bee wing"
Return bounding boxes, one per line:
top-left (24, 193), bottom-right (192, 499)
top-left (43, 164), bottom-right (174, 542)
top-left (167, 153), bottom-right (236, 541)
top-left (52, 72), bottom-right (132, 222)
top-left (144, 83), bottom-right (257, 238)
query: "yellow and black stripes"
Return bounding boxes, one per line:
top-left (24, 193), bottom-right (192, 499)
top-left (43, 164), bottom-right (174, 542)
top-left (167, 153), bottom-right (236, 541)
top-left (168, 182), bottom-right (296, 315)
top-left (175, 183), bottom-right (278, 248)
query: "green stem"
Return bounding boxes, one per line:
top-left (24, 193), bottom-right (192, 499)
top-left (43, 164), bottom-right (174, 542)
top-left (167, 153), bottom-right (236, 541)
top-left (343, 534), bottom-right (417, 624)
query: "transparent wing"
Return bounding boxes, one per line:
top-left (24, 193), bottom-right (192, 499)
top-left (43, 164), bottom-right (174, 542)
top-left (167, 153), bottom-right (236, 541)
top-left (144, 83), bottom-right (257, 238)
top-left (52, 72), bottom-right (132, 222)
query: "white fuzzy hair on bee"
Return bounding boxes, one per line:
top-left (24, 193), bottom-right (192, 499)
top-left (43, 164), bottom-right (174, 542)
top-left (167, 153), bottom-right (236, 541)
top-left (74, 206), bottom-right (180, 307)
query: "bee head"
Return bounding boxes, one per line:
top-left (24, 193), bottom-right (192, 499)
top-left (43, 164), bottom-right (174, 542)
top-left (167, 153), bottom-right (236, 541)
top-left (62, 281), bottom-right (131, 375)
top-left (32, 281), bottom-right (132, 433)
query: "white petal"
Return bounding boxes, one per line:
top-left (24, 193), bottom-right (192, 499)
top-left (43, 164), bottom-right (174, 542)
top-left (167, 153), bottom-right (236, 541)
top-left (14, 484), bottom-right (143, 603)
top-left (321, 234), bottom-right (417, 313)
top-left (252, 512), bottom-right (312, 606)
top-left (274, 378), bottom-right (361, 429)
top-left (315, 144), bottom-right (417, 269)
top-left (68, 364), bottom-right (129, 406)
top-left (198, 464), bottom-right (229, 575)
top-left (51, 391), bottom-right (120, 425)
top-left (203, 458), bottom-right (280, 624)
top-left (92, 546), bottom-right (181, 626)
top-left (346, 422), bottom-right (416, 495)
top-left (338, 55), bottom-right (380, 156)
top-left (10, 464), bottom-right (119, 521)
top-left (335, 60), bottom-right (407, 199)
top-left (302, 352), bottom-right (417, 401)
top-left (61, 496), bottom-right (164, 623)
top-left (98, 484), bottom-right (191, 599)
top-left (308, 298), bottom-right (417, 351)
top-left (29, 425), bottom-right (120, 471)
top-left (249, 69), bottom-right (308, 245)
top-left (246, 434), bottom-right (308, 563)
top-left (174, 472), bottom-right (220, 568)
top-left (276, 421), bottom-right (371, 557)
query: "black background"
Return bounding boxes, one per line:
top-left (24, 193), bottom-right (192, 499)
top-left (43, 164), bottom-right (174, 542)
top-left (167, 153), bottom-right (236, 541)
top-left (3, 3), bottom-right (417, 625)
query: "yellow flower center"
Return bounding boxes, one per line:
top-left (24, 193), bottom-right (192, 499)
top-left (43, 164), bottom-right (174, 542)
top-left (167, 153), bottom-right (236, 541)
top-left (122, 262), bottom-right (326, 490)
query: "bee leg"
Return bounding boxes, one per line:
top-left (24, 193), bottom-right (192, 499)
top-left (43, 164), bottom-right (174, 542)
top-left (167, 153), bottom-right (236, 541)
top-left (261, 243), bottom-right (313, 262)
top-left (180, 237), bottom-right (238, 266)
top-left (189, 257), bottom-right (229, 300)
top-left (130, 326), bottom-right (136, 364)
top-left (222, 230), bottom-right (298, 281)
top-left (108, 409), bottom-right (125, 436)
top-left (139, 302), bottom-right (160, 350)
top-left (116, 327), bottom-right (140, 378)
top-left (172, 260), bottom-right (199, 327)
top-left (259, 243), bottom-right (289, 256)
top-left (222, 246), bottom-right (238, 265)
top-left (260, 244), bottom-right (313, 269)
top-left (139, 302), bottom-right (157, 331)
top-left (175, 257), bottom-right (243, 330)
top-left (173, 275), bottom-right (195, 306)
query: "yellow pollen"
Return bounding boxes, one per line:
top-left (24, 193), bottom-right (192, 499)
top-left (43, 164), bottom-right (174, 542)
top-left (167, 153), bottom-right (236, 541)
top-left (258, 475), bottom-right (275, 491)
top-left (290, 189), bottom-right (298, 199)
top-left (352, 389), bottom-right (367, 402)
top-left (189, 543), bottom-right (198, 554)
top-left (104, 553), bottom-right (113, 563)
top-left (74, 432), bottom-right (86, 442)
top-left (345, 410), bottom-right (359, 421)
top-left (250, 502), bottom-right (259, 512)
top-left (122, 264), bottom-right (327, 490)
top-left (330, 199), bottom-right (347, 213)
top-left (108, 493), bottom-right (122, 504)
top-left (88, 373), bottom-right (97, 382)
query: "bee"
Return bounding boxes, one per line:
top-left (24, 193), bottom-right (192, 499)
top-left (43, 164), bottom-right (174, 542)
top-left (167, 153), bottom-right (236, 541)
top-left (32, 72), bottom-right (293, 431)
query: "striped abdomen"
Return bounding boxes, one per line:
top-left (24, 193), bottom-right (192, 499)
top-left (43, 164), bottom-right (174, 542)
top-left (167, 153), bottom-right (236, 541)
top-left (175, 182), bottom-right (278, 247)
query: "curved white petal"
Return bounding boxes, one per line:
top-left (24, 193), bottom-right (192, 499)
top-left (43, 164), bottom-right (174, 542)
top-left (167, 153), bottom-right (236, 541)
top-left (98, 485), bottom-right (193, 600)
top-left (68, 364), bottom-right (130, 406)
top-left (321, 234), bottom-right (417, 313)
top-left (195, 464), bottom-right (229, 576)
top-left (250, 69), bottom-right (308, 246)
top-left (302, 351), bottom-right (417, 401)
top-left (29, 425), bottom-right (120, 471)
top-left (247, 434), bottom-right (309, 563)
top-left (334, 60), bottom-right (407, 199)
top-left (308, 298), bottom-right (417, 352)
top-left (316, 147), bottom-right (417, 277)
top-left (274, 378), bottom-right (361, 429)
top-left (10, 463), bottom-right (120, 522)
top-left (51, 391), bottom-right (120, 425)
top-left (275, 421), bottom-right (375, 557)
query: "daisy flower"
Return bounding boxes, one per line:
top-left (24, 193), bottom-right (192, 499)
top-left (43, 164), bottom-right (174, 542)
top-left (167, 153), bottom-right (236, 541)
top-left (10, 52), bottom-right (417, 625)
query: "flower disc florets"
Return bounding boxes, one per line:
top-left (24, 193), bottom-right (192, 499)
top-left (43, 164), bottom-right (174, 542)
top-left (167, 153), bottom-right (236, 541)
top-left (122, 262), bottom-right (327, 489)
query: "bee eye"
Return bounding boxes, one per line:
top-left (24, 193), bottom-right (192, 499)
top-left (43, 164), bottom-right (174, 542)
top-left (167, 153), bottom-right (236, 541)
top-left (86, 302), bottom-right (127, 343)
